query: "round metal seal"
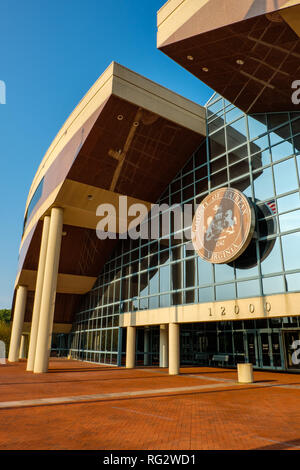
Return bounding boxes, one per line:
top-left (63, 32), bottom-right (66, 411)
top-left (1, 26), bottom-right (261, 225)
top-left (192, 187), bottom-right (255, 264)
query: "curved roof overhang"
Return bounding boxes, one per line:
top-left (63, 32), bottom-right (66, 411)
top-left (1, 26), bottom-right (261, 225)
top-left (14, 62), bottom-right (206, 325)
top-left (157, 0), bottom-right (300, 113)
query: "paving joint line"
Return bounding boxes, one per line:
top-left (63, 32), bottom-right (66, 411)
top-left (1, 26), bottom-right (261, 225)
top-left (0, 382), bottom-right (239, 410)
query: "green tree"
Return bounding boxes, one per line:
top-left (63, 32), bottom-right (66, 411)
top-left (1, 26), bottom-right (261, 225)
top-left (0, 321), bottom-right (11, 353)
top-left (0, 309), bottom-right (11, 323)
top-left (0, 310), bottom-right (11, 354)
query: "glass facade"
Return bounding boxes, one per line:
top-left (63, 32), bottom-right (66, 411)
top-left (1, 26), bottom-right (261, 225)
top-left (23, 177), bottom-right (44, 233)
top-left (55, 94), bottom-right (300, 371)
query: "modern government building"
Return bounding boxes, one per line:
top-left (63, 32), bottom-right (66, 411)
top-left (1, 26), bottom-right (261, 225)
top-left (8, 0), bottom-right (300, 374)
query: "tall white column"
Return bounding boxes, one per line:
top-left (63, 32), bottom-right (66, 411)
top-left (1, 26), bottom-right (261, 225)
top-left (19, 334), bottom-right (26, 359)
top-left (8, 285), bottom-right (28, 362)
top-left (144, 328), bottom-right (150, 366)
top-left (34, 207), bottom-right (63, 373)
top-left (169, 323), bottom-right (180, 375)
top-left (126, 326), bottom-right (136, 369)
top-left (27, 215), bottom-right (50, 371)
top-left (160, 325), bottom-right (168, 368)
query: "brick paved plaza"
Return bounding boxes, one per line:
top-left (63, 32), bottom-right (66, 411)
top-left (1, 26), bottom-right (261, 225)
top-left (0, 358), bottom-right (300, 450)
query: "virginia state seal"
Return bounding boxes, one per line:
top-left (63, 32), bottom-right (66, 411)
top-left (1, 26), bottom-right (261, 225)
top-left (192, 187), bottom-right (255, 264)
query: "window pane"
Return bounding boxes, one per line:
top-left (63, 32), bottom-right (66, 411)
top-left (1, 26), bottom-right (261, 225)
top-left (277, 192), bottom-right (300, 213)
top-left (216, 283), bottom-right (235, 301)
top-left (260, 237), bottom-right (283, 275)
top-left (248, 115), bottom-right (268, 140)
top-left (262, 276), bottom-right (285, 295)
top-left (199, 287), bottom-right (214, 302)
top-left (286, 273), bottom-right (300, 292)
top-left (253, 167), bottom-right (274, 201)
top-left (279, 210), bottom-right (300, 232)
top-left (215, 263), bottom-right (235, 283)
top-left (282, 232), bottom-right (300, 270)
top-left (197, 257), bottom-right (213, 286)
top-left (225, 107), bottom-right (243, 124)
top-left (274, 158), bottom-right (298, 195)
top-left (271, 140), bottom-right (294, 162)
top-left (160, 265), bottom-right (170, 293)
top-left (237, 280), bottom-right (260, 298)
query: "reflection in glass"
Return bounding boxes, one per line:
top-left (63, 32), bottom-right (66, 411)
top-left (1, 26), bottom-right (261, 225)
top-left (269, 124), bottom-right (291, 146)
top-left (268, 113), bottom-right (289, 130)
top-left (199, 287), bottom-right (214, 303)
top-left (286, 273), bottom-right (300, 292)
top-left (171, 262), bottom-right (182, 291)
top-left (159, 265), bottom-right (170, 292)
top-left (277, 192), bottom-right (300, 213)
top-left (149, 295), bottom-right (159, 309)
top-left (149, 269), bottom-right (159, 294)
top-left (210, 169), bottom-right (228, 188)
top-left (274, 158), bottom-right (298, 195)
top-left (216, 283), bottom-right (235, 301)
top-left (253, 167), bottom-right (274, 201)
top-left (235, 260), bottom-right (259, 278)
top-left (197, 257), bottom-right (213, 286)
top-left (282, 232), bottom-right (300, 271)
top-left (160, 294), bottom-right (170, 308)
top-left (215, 263), bottom-right (235, 283)
top-left (207, 98), bottom-right (223, 114)
top-left (225, 107), bottom-right (243, 124)
top-left (248, 115), bottom-right (268, 140)
top-left (271, 140), bottom-right (294, 162)
top-left (260, 237), bottom-right (282, 275)
top-left (226, 118), bottom-right (247, 151)
top-left (291, 117), bottom-right (300, 136)
top-left (185, 258), bottom-right (196, 289)
top-left (262, 276), bottom-right (285, 295)
top-left (209, 129), bottom-right (226, 159)
top-left (279, 210), bottom-right (300, 232)
top-left (237, 280), bottom-right (260, 298)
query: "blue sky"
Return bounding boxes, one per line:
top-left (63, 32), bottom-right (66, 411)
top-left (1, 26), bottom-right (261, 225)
top-left (0, 0), bottom-right (212, 308)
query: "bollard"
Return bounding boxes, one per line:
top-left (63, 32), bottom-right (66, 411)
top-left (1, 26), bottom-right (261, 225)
top-left (237, 363), bottom-right (253, 383)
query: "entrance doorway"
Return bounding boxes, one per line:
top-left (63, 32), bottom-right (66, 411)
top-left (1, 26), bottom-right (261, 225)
top-left (246, 330), bottom-right (284, 370)
top-left (283, 330), bottom-right (300, 370)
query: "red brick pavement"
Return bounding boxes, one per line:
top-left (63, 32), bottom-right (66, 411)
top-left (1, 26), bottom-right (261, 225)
top-left (0, 358), bottom-right (300, 450)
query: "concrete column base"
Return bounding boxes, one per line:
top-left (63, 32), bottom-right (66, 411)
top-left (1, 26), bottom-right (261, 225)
top-left (159, 325), bottom-right (168, 368)
top-left (19, 334), bottom-right (26, 359)
top-left (8, 285), bottom-right (28, 363)
top-left (237, 363), bottom-right (253, 383)
top-left (169, 323), bottom-right (179, 375)
top-left (126, 326), bottom-right (136, 369)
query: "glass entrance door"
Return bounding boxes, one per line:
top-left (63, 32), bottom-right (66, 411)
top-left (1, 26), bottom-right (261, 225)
top-left (283, 330), bottom-right (300, 370)
top-left (245, 330), bottom-right (284, 370)
top-left (256, 330), bottom-right (284, 370)
top-left (259, 332), bottom-right (271, 368)
top-left (247, 332), bottom-right (258, 367)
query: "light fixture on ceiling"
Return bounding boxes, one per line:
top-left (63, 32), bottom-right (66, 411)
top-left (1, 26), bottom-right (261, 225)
top-left (62, 231), bottom-right (67, 236)
top-left (117, 115), bottom-right (124, 120)
top-left (236, 59), bottom-right (245, 65)
top-left (202, 67), bottom-right (209, 72)
top-left (187, 55), bottom-right (194, 61)
top-left (133, 121), bottom-right (139, 127)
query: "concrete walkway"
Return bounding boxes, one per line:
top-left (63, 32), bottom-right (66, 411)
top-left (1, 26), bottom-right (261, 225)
top-left (0, 358), bottom-right (300, 450)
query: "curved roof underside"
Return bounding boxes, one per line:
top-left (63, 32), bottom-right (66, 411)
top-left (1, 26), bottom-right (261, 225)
top-left (157, 0), bottom-right (300, 113)
top-left (14, 62), bottom-right (206, 326)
